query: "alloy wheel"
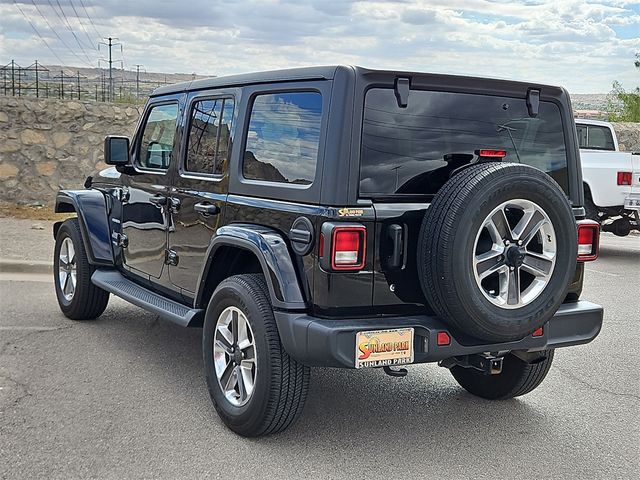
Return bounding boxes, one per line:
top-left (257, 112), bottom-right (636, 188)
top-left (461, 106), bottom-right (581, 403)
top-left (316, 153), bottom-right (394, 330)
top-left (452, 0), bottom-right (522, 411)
top-left (472, 199), bottom-right (557, 309)
top-left (213, 306), bottom-right (257, 407)
top-left (58, 237), bottom-right (77, 302)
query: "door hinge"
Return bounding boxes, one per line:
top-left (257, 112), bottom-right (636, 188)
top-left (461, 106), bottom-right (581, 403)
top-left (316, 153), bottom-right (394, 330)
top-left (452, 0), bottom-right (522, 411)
top-left (111, 232), bottom-right (128, 248)
top-left (165, 249), bottom-right (179, 266)
top-left (115, 187), bottom-right (130, 202)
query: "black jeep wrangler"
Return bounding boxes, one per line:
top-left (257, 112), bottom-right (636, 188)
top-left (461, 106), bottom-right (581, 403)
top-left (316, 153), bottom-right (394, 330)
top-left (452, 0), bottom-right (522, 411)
top-left (53, 66), bottom-right (603, 437)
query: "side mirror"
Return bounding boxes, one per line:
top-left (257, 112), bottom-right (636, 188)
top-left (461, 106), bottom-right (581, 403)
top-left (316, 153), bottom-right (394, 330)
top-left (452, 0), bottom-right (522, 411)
top-left (104, 135), bottom-right (130, 166)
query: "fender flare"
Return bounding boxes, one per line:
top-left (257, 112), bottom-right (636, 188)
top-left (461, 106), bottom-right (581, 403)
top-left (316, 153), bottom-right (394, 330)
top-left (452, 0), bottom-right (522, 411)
top-left (195, 224), bottom-right (307, 311)
top-left (54, 190), bottom-right (114, 266)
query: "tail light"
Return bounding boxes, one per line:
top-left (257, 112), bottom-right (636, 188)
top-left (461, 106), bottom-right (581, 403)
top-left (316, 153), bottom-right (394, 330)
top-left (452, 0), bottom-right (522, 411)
top-left (577, 220), bottom-right (599, 261)
top-left (617, 171), bottom-right (632, 186)
top-left (320, 223), bottom-right (367, 271)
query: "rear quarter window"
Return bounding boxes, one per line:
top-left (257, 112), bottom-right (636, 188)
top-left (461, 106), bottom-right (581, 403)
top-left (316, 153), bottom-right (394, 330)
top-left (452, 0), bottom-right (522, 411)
top-left (243, 91), bottom-right (322, 185)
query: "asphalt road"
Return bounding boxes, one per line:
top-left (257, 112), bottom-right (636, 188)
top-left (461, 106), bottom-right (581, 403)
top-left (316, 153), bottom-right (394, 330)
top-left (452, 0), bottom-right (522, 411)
top-left (1, 234), bottom-right (638, 479)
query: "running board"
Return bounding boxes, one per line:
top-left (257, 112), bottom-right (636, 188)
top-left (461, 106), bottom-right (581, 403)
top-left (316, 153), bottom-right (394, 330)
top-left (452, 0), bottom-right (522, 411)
top-left (91, 269), bottom-right (203, 327)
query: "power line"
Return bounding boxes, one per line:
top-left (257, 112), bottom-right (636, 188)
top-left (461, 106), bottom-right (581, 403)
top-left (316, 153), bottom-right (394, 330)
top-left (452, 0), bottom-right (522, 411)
top-left (12, 0), bottom-right (68, 66)
top-left (77, 0), bottom-right (102, 39)
top-left (47, 0), bottom-right (95, 64)
top-left (53, 0), bottom-right (93, 51)
top-left (68, 0), bottom-right (95, 48)
top-left (29, 0), bottom-right (93, 67)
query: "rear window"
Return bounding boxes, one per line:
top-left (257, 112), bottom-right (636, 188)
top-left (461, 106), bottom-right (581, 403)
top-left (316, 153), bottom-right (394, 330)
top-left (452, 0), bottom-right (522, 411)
top-left (359, 89), bottom-right (569, 197)
top-left (576, 124), bottom-right (615, 151)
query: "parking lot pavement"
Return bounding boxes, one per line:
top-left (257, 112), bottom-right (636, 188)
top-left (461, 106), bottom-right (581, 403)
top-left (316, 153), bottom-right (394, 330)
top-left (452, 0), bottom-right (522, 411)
top-left (0, 234), bottom-right (638, 479)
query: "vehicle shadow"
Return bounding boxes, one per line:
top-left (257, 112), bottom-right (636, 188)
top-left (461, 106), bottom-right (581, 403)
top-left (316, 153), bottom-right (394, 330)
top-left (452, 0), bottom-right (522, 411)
top-left (598, 244), bottom-right (640, 260)
top-left (90, 299), bottom-right (550, 459)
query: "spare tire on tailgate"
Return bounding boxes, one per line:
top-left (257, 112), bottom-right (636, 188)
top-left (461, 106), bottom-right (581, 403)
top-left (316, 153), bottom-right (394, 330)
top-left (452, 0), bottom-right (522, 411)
top-left (419, 162), bottom-right (577, 342)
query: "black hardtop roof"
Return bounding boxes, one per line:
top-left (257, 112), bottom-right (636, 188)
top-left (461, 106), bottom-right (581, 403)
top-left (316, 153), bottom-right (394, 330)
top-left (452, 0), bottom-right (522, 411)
top-left (151, 65), bottom-right (340, 96)
top-left (151, 65), bottom-right (565, 97)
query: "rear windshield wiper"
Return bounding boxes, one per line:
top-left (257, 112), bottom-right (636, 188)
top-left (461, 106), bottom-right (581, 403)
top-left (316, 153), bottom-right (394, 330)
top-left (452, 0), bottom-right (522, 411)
top-left (497, 124), bottom-right (522, 163)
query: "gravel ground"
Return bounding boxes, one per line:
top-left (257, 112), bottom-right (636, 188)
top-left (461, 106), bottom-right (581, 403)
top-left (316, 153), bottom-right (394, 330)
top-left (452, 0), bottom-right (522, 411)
top-left (0, 230), bottom-right (638, 479)
top-left (0, 218), bottom-right (55, 263)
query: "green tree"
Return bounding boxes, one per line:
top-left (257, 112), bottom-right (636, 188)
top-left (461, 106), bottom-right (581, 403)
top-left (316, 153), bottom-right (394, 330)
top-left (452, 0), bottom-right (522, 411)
top-left (607, 53), bottom-right (640, 122)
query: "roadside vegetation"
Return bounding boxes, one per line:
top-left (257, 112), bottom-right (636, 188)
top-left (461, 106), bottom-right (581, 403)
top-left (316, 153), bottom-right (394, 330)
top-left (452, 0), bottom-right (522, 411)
top-left (607, 53), bottom-right (640, 122)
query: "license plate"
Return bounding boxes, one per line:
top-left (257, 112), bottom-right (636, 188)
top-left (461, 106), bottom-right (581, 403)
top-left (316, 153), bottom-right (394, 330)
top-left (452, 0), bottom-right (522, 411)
top-left (624, 196), bottom-right (640, 211)
top-left (355, 328), bottom-right (414, 368)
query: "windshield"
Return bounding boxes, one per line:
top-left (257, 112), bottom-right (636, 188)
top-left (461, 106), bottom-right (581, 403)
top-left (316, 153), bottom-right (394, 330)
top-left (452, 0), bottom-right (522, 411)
top-left (359, 88), bottom-right (569, 197)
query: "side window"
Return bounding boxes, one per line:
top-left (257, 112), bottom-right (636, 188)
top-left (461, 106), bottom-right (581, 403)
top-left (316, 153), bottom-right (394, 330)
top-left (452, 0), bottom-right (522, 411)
top-left (243, 91), bottom-right (322, 185)
top-left (587, 126), bottom-right (615, 151)
top-left (138, 103), bottom-right (179, 170)
top-left (185, 98), bottom-right (235, 175)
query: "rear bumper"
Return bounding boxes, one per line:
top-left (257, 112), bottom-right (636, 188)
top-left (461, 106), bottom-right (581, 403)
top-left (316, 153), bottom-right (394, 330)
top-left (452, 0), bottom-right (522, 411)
top-left (275, 301), bottom-right (603, 368)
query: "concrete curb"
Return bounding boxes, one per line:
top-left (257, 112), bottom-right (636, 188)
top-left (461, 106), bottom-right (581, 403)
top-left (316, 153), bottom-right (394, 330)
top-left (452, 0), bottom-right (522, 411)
top-left (0, 259), bottom-right (52, 275)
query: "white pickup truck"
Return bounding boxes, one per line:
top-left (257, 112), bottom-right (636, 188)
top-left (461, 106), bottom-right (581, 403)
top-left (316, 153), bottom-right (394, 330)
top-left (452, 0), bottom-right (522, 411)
top-left (577, 119), bottom-right (640, 236)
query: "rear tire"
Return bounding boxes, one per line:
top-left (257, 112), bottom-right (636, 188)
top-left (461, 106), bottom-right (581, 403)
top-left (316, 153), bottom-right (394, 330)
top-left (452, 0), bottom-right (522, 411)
top-left (450, 350), bottom-right (554, 399)
top-left (203, 274), bottom-right (310, 437)
top-left (53, 218), bottom-right (109, 320)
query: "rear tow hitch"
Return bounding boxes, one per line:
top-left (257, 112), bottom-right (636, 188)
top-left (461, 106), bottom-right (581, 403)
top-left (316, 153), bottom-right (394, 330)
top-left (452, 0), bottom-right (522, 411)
top-left (381, 365), bottom-right (408, 377)
top-left (439, 353), bottom-right (506, 375)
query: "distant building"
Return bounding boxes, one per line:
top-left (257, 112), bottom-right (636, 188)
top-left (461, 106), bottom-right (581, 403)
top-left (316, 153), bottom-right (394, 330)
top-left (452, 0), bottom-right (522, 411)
top-left (574, 109), bottom-right (607, 120)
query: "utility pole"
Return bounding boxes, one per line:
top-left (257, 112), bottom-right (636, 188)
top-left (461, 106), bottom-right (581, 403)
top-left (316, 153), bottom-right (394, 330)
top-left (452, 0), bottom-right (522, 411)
top-left (134, 64), bottom-right (145, 99)
top-left (11, 60), bottom-right (15, 96)
top-left (24, 61), bottom-right (48, 98)
top-left (53, 70), bottom-right (75, 100)
top-left (98, 37), bottom-right (122, 102)
top-left (76, 71), bottom-right (81, 100)
top-left (35, 60), bottom-right (39, 97)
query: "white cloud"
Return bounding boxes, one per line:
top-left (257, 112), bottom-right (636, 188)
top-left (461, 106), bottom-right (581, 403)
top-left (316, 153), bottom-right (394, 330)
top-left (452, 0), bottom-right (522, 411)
top-left (0, 0), bottom-right (638, 92)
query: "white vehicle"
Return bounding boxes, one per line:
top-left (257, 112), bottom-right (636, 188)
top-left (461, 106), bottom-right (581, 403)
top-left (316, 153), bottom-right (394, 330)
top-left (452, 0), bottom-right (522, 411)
top-left (577, 119), bottom-right (640, 236)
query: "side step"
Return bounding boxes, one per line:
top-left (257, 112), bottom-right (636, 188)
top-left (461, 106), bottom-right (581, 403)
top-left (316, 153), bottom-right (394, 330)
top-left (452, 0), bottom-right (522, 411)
top-left (91, 269), bottom-right (204, 327)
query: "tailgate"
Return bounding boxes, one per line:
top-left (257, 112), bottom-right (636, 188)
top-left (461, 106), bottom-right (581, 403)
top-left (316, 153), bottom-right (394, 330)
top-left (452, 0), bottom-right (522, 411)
top-left (624, 153), bottom-right (640, 212)
top-left (632, 154), bottom-right (640, 195)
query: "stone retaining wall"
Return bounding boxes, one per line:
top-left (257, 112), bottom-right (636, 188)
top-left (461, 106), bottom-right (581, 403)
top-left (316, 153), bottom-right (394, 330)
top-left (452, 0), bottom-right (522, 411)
top-left (0, 96), bottom-right (142, 205)
top-left (612, 123), bottom-right (640, 152)
top-left (1, 95), bottom-right (639, 205)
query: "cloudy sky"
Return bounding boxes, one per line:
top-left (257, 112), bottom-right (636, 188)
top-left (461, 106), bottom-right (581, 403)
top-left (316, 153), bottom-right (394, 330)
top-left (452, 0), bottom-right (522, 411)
top-left (1, 0), bottom-right (638, 93)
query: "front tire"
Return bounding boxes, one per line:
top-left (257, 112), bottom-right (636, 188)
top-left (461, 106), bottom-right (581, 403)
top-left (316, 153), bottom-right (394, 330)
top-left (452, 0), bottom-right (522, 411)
top-left (53, 218), bottom-right (109, 320)
top-left (203, 274), bottom-right (309, 437)
top-left (450, 350), bottom-right (554, 399)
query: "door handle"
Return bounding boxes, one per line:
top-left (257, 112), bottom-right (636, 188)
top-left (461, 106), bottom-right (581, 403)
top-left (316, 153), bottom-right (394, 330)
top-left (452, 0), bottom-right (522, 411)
top-left (194, 202), bottom-right (220, 216)
top-left (149, 195), bottom-right (167, 206)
